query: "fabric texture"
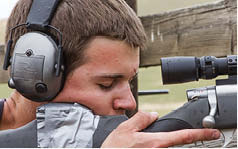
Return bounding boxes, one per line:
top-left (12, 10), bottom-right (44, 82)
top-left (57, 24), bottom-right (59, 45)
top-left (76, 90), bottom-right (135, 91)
top-left (36, 103), bottom-right (100, 148)
top-left (0, 120), bottom-right (37, 148)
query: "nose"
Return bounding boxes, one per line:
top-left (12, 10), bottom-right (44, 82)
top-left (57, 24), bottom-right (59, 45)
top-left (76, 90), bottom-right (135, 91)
top-left (113, 83), bottom-right (137, 111)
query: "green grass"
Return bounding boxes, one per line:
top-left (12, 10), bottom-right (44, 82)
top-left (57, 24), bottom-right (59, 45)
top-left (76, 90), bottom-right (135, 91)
top-left (138, 66), bottom-right (219, 103)
top-left (0, 83), bottom-right (13, 98)
top-left (138, 66), bottom-right (225, 116)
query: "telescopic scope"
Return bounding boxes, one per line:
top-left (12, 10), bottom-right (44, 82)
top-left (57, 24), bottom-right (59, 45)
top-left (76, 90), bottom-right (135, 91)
top-left (161, 55), bottom-right (237, 84)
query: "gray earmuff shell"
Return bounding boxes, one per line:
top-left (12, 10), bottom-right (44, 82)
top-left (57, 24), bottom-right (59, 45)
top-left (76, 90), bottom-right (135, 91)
top-left (10, 32), bottom-right (63, 101)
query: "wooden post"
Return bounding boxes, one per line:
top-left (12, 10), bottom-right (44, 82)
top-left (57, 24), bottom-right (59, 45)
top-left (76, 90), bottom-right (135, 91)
top-left (139, 0), bottom-right (237, 67)
top-left (0, 45), bottom-right (9, 83)
top-left (125, 0), bottom-right (139, 117)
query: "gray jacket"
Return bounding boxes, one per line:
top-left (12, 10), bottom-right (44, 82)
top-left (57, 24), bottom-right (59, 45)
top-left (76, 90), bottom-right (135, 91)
top-left (0, 103), bottom-right (128, 148)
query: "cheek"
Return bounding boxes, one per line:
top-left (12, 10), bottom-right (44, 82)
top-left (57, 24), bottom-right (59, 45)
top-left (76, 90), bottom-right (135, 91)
top-left (75, 90), bottom-right (114, 115)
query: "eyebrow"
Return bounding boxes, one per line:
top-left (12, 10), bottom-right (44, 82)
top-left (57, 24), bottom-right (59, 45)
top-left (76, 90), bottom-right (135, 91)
top-left (94, 72), bottom-right (138, 80)
top-left (93, 73), bottom-right (124, 79)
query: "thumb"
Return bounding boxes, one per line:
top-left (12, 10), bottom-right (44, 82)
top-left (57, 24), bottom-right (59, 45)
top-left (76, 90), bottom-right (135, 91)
top-left (120, 111), bottom-right (158, 132)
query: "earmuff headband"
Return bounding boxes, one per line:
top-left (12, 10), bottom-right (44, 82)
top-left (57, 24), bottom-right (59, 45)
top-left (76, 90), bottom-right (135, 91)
top-left (26, 0), bottom-right (61, 31)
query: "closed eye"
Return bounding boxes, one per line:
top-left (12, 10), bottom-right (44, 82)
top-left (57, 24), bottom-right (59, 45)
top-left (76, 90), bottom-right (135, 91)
top-left (98, 83), bottom-right (113, 90)
top-left (97, 79), bottom-right (117, 91)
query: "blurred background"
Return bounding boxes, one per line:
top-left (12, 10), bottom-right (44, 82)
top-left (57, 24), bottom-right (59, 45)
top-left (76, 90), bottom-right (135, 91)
top-left (138, 0), bottom-right (217, 16)
top-left (0, 0), bottom-right (224, 116)
top-left (137, 0), bottom-right (220, 116)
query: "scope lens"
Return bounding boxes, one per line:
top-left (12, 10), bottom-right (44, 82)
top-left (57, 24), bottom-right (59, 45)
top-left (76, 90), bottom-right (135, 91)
top-left (161, 57), bottom-right (199, 84)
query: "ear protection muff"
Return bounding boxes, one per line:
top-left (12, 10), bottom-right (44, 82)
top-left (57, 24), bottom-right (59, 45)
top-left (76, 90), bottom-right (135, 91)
top-left (3, 0), bottom-right (64, 102)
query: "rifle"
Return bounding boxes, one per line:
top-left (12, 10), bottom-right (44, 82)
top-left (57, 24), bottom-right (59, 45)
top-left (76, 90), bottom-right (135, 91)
top-left (93, 55), bottom-right (237, 147)
top-left (0, 55), bottom-right (236, 148)
top-left (160, 55), bottom-right (237, 147)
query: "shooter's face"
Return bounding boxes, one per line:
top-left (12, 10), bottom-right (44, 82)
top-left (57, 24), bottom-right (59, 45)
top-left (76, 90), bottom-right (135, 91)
top-left (54, 36), bottom-right (139, 115)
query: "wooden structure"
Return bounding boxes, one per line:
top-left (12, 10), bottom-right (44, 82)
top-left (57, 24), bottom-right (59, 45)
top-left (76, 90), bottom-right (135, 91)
top-left (139, 0), bottom-right (236, 67)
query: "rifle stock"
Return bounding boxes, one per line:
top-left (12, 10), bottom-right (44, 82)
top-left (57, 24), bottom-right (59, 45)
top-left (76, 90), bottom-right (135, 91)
top-left (93, 84), bottom-right (237, 147)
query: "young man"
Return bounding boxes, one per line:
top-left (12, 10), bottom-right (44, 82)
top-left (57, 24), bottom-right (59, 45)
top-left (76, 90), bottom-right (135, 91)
top-left (0, 0), bottom-right (220, 147)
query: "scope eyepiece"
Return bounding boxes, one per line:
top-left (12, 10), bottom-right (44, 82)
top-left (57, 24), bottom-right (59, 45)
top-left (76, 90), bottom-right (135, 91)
top-left (161, 55), bottom-right (237, 84)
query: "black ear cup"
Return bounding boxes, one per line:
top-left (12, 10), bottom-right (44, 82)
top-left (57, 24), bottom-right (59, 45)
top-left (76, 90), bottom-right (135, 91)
top-left (9, 32), bottom-right (64, 102)
top-left (3, 39), bottom-right (13, 70)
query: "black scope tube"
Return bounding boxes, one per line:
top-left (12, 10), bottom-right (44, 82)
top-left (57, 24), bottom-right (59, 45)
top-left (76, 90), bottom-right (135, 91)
top-left (161, 55), bottom-right (237, 84)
